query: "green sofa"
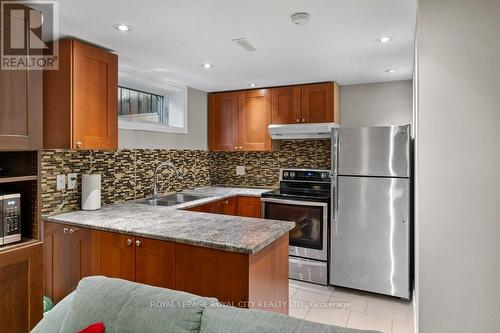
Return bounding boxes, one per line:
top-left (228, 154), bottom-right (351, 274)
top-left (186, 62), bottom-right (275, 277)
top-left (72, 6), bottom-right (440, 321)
top-left (32, 276), bottom-right (379, 333)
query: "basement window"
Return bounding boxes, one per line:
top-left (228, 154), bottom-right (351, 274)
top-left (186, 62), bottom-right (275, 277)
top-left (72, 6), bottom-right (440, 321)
top-left (117, 70), bottom-right (187, 134)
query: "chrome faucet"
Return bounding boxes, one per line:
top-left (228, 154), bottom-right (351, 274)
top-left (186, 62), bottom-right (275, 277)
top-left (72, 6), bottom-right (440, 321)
top-left (153, 162), bottom-right (183, 198)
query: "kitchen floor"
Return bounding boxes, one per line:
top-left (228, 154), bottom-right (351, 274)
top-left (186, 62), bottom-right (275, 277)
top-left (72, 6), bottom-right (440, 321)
top-left (289, 280), bottom-right (414, 333)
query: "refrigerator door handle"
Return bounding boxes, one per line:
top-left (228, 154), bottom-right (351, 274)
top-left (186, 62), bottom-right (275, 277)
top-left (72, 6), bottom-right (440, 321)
top-left (331, 128), bottom-right (339, 237)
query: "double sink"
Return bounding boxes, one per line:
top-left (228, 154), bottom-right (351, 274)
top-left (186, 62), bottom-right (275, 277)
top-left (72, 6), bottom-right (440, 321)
top-left (137, 192), bottom-right (209, 207)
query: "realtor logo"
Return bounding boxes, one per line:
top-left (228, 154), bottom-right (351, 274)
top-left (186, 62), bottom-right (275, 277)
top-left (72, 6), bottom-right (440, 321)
top-left (1, 0), bottom-right (59, 70)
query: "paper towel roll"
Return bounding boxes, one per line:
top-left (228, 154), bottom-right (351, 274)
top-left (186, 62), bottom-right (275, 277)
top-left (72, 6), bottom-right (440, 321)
top-left (82, 174), bottom-right (101, 210)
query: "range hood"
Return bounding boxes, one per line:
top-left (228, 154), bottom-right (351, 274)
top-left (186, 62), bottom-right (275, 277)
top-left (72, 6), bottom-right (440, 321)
top-left (268, 123), bottom-right (339, 140)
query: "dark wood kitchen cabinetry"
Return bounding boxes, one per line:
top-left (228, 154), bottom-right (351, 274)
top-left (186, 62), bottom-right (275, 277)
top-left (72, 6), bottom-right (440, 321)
top-left (43, 222), bottom-right (100, 303)
top-left (99, 231), bottom-right (176, 289)
top-left (0, 243), bottom-right (43, 332)
top-left (208, 92), bottom-right (239, 151)
top-left (186, 197), bottom-right (240, 216)
top-left (237, 196), bottom-right (261, 218)
top-left (0, 10), bottom-right (42, 150)
top-left (43, 39), bottom-right (118, 149)
top-left (271, 82), bottom-right (339, 124)
top-left (208, 89), bottom-right (271, 151)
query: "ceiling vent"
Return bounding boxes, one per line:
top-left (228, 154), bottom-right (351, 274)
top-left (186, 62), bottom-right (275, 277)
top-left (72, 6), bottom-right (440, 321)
top-left (232, 38), bottom-right (256, 52)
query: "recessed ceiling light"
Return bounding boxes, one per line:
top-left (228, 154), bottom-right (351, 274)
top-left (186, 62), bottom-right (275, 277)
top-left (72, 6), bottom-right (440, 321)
top-left (248, 83), bottom-right (257, 87)
top-left (385, 68), bottom-right (398, 73)
top-left (202, 63), bottom-right (213, 69)
top-left (113, 24), bottom-right (132, 32)
top-left (376, 36), bottom-right (392, 43)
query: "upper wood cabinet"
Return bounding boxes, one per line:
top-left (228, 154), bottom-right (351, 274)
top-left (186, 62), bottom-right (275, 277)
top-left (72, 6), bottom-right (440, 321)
top-left (238, 89), bottom-right (272, 151)
top-left (0, 11), bottom-right (42, 151)
top-left (270, 86), bottom-right (301, 124)
top-left (208, 92), bottom-right (238, 151)
top-left (43, 39), bottom-right (118, 149)
top-left (208, 89), bottom-right (271, 152)
top-left (271, 82), bottom-right (339, 124)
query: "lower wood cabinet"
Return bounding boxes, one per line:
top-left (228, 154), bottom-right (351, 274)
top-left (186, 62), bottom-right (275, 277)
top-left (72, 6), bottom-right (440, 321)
top-left (100, 231), bottom-right (175, 290)
top-left (186, 196), bottom-right (259, 217)
top-left (0, 242), bottom-right (43, 332)
top-left (44, 223), bottom-right (100, 303)
top-left (237, 197), bottom-right (261, 218)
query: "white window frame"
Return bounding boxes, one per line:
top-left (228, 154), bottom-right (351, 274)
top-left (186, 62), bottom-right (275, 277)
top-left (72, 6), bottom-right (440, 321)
top-left (118, 67), bottom-right (188, 134)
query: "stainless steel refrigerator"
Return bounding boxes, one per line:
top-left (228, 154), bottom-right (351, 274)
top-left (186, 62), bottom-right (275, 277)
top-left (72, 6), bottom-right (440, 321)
top-left (330, 125), bottom-right (411, 299)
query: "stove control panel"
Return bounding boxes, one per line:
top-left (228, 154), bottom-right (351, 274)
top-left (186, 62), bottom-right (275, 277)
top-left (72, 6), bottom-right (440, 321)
top-left (280, 169), bottom-right (331, 182)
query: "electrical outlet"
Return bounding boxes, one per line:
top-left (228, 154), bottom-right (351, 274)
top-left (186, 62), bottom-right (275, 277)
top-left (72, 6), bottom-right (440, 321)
top-left (56, 174), bottom-right (66, 191)
top-left (67, 173), bottom-right (77, 190)
top-left (236, 166), bottom-right (245, 176)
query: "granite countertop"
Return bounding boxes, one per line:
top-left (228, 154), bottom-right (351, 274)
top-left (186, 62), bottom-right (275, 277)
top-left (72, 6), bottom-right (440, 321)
top-left (43, 186), bottom-right (294, 254)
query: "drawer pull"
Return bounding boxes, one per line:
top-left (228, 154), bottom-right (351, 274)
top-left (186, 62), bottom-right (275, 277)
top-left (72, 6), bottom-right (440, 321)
top-left (135, 239), bottom-right (142, 247)
top-left (127, 238), bottom-right (133, 246)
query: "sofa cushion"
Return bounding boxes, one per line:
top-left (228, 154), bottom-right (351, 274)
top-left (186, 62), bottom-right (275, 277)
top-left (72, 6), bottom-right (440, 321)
top-left (200, 305), bottom-right (380, 333)
top-left (31, 292), bottom-right (75, 333)
top-left (59, 276), bottom-right (218, 333)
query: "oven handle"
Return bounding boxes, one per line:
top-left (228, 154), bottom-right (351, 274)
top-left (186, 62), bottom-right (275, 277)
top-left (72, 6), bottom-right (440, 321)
top-left (260, 197), bottom-right (328, 208)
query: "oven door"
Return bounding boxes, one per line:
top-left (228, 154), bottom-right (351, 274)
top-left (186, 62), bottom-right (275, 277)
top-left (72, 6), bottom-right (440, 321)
top-left (261, 197), bottom-right (328, 261)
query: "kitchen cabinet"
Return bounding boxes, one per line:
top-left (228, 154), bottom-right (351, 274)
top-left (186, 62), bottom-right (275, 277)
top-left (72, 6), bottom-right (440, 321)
top-left (208, 89), bottom-right (271, 151)
top-left (301, 82), bottom-right (337, 123)
top-left (43, 222), bottom-right (100, 303)
top-left (237, 196), bottom-right (261, 218)
top-left (271, 82), bottom-right (339, 124)
top-left (208, 92), bottom-right (238, 151)
top-left (99, 231), bottom-right (175, 289)
top-left (0, 11), bottom-right (42, 150)
top-left (43, 39), bottom-right (118, 149)
top-left (0, 242), bottom-right (43, 332)
top-left (238, 89), bottom-right (272, 151)
top-left (270, 86), bottom-right (301, 124)
top-left (186, 197), bottom-right (238, 216)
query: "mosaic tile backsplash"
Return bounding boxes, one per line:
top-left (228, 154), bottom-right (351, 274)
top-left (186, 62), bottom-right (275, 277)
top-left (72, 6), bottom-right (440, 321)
top-left (41, 140), bottom-right (331, 215)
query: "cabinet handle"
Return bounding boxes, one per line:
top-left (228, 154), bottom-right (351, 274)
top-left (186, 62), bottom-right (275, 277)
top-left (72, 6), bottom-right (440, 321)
top-left (127, 238), bottom-right (133, 246)
top-left (238, 146), bottom-right (243, 149)
top-left (296, 119), bottom-right (300, 123)
top-left (63, 227), bottom-right (69, 234)
top-left (69, 228), bottom-right (78, 234)
top-left (234, 146), bottom-right (238, 150)
top-left (302, 118), bottom-right (306, 122)
top-left (224, 200), bottom-right (229, 204)
top-left (76, 141), bottom-right (82, 149)
top-left (135, 239), bottom-right (142, 247)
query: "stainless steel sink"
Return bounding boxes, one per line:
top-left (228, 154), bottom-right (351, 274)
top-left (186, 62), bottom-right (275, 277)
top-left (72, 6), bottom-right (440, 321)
top-left (137, 192), bottom-right (208, 207)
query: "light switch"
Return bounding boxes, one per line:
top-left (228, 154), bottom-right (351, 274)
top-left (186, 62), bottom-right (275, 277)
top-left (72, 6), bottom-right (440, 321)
top-left (67, 173), bottom-right (77, 190)
top-left (56, 174), bottom-right (66, 191)
top-left (236, 166), bottom-right (245, 176)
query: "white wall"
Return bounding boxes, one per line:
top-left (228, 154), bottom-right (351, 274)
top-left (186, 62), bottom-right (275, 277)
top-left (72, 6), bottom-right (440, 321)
top-left (340, 80), bottom-right (413, 127)
top-left (415, 1), bottom-right (500, 332)
top-left (119, 87), bottom-right (207, 149)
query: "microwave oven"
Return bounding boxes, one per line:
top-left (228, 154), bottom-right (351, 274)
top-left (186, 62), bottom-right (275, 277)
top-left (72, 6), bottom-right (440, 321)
top-left (0, 192), bottom-right (21, 245)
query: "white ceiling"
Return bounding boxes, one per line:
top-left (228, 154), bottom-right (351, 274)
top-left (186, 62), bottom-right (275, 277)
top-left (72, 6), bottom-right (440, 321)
top-left (57, 0), bottom-right (417, 92)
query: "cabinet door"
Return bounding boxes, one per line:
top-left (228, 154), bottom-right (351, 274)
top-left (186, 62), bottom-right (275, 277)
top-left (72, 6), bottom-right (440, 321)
top-left (69, 227), bottom-right (100, 291)
top-left (72, 40), bottom-right (118, 149)
top-left (135, 237), bottom-right (175, 289)
top-left (0, 11), bottom-right (42, 150)
top-left (208, 92), bottom-right (238, 151)
top-left (271, 86), bottom-right (301, 124)
top-left (0, 243), bottom-right (43, 332)
top-left (223, 197), bottom-right (238, 215)
top-left (238, 89), bottom-right (272, 151)
top-left (237, 196), bottom-right (262, 218)
top-left (43, 222), bottom-right (71, 304)
top-left (301, 82), bottom-right (334, 123)
top-left (99, 231), bottom-right (135, 281)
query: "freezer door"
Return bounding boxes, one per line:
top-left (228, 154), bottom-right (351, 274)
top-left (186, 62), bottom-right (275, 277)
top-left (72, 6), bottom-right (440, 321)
top-left (331, 176), bottom-right (410, 299)
top-left (338, 125), bottom-right (410, 177)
